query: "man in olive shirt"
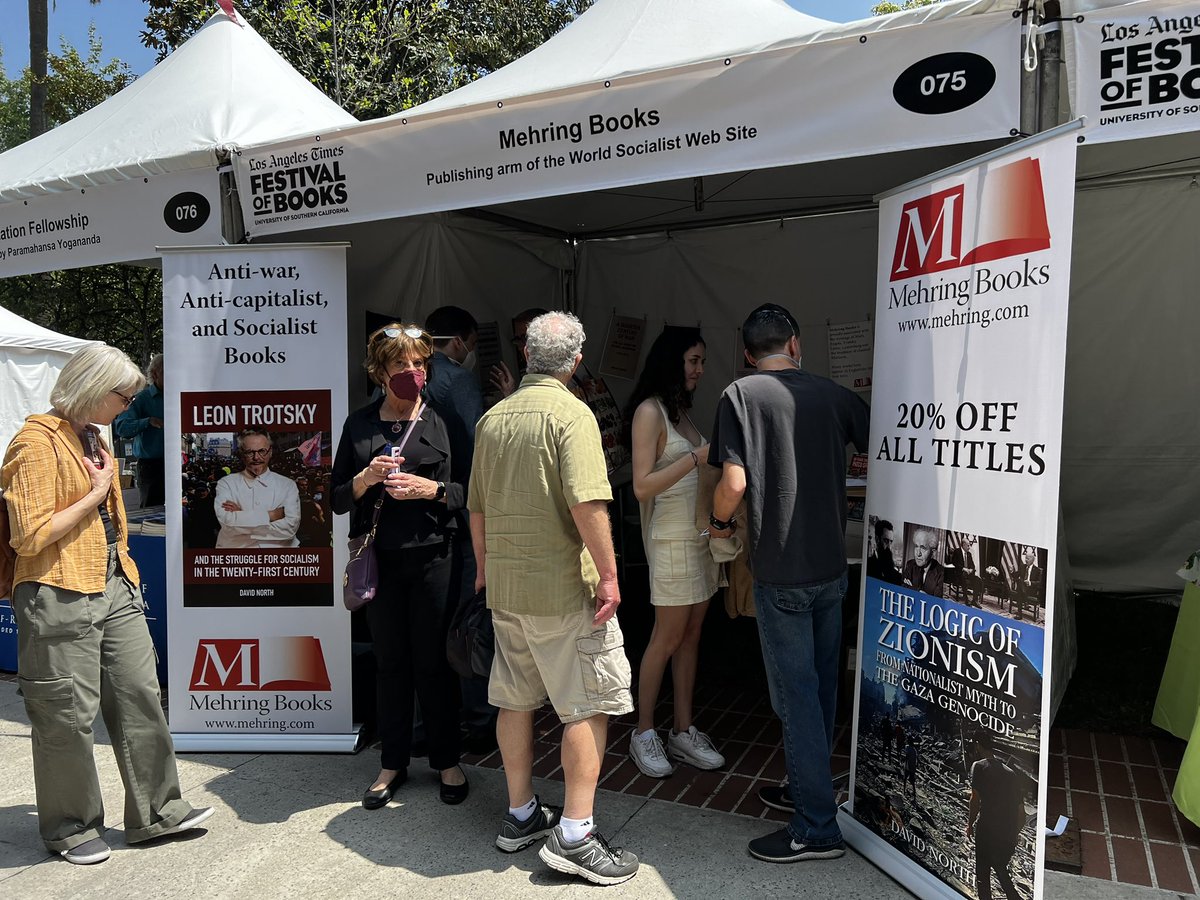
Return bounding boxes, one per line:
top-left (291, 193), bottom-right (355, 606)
top-left (469, 311), bottom-right (639, 886)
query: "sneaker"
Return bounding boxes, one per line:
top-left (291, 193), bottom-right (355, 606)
top-left (667, 726), bottom-right (725, 770)
top-left (538, 825), bottom-right (639, 885)
top-left (758, 782), bottom-right (795, 814)
top-left (157, 807), bottom-right (215, 838)
top-left (61, 837), bottom-right (111, 865)
top-left (748, 827), bottom-right (844, 863)
top-left (496, 796), bottom-right (562, 852)
top-left (629, 730), bottom-right (674, 778)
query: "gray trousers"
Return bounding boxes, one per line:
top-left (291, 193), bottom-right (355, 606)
top-left (14, 546), bottom-right (193, 851)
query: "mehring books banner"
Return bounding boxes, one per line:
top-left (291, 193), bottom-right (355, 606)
top-left (841, 124), bottom-right (1080, 900)
top-left (161, 244), bottom-right (356, 752)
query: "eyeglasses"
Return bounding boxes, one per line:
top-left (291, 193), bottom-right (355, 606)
top-left (110, 389), bottom-right (133, 408)
top-left (241, 448), bottom-right (272, 457)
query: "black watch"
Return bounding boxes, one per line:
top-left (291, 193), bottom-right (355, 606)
top-left (434, 481), bottom-right (447, 501)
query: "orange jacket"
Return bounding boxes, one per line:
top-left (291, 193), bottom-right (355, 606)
top-left (1, 414), bottom-right (139, 594)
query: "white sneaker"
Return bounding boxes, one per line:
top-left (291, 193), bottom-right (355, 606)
top-left (629, 730), bottom-right (674, 778)
top-left (667, 726), bottom-right (725, 770)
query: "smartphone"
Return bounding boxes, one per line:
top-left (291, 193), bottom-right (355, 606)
top-left (389, 445), bottom-right (404, 475)
top-left (83, 430), bottom-right (105, 467)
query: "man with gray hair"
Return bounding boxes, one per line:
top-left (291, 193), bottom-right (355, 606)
top-left (469, 311), bottom-right (640, 885)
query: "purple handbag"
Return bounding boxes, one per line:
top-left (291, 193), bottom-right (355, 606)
top-left (342, 496), bottom-right (383, 611)
top-left (342, 399), bottom-right (424, 611)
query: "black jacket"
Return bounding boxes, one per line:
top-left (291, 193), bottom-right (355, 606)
top-left (331, 397), bottom-right (465, 547)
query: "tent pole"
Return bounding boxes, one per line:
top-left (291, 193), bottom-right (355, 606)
top-left (218, 149), bottom-right (247, 245)
top-left (1020, 0), bottom-right (1039, 137)
top-left (1039, 1), bottom-right (1063, 133)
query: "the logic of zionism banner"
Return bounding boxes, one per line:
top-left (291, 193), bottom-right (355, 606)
top-left (842, 124), bottom-right (1080, 900)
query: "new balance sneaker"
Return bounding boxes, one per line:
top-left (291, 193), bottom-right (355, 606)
top-left (667, 726), bottom-right (725, 770)
top-left (748, 827), bottom-right (845, 863)
top-left (629, 730), bottom-right (674, 778)
top-left (61, 837), bottom-right (111, 865)
top-left (538, 826), bottom-right (639, 885)
top-left (758, 782), bottom-right (795, 813)
top-left (496, 796), bottom-right (562, 852)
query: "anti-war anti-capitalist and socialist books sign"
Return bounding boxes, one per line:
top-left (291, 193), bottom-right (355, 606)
top-left (162, 243), bottom-right (355, 752)
top-left (842, 125), bottom-right (1079, 900)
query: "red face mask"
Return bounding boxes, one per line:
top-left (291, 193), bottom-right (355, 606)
top-left (389, 368), bottom-right (425, 402)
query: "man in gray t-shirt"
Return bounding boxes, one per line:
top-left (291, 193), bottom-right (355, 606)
top-left (708, 303), bottom-right (869, 864)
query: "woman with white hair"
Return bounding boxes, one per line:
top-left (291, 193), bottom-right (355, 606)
top-left (1, 344), bottom-right (212, 866)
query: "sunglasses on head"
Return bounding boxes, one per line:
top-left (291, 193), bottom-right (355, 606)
top-left (374, 325), bottom-right (426, 341)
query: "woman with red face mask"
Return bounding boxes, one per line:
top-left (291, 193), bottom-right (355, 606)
top-left (331, 324), bottom-right (467, 809)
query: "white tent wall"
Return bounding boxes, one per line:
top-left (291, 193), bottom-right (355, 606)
top-left (290, 214), bottom-right (573, 399)
top-left (575, 211), bottom-right (879, 433)
top-left (1061, 173), bottom-right (1200, 592)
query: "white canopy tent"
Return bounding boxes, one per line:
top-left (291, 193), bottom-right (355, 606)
top-left (225, 0), bottom-right (1197, 594)
top-left (0, 306), bottom-right (98, 457)
top-left (0, 12), bottom-right (356, 278)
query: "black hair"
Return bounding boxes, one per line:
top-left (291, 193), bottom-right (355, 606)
top-left (741, 303), bottom-right (799, 358)
top-left (875, 519), bottom-right (894, 541)
top-left (623, 326), bottom-right (705, 445)
top-left (424, 305), bottom-right (478, 341)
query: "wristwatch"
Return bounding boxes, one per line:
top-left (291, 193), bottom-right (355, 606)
top-left (434, 481), bottom-right (447, 501)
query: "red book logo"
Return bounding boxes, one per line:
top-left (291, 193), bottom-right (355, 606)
top-left (189, 636), bottom-right (331, 691)
top-left (889, 157), bottom-right (1050, 281)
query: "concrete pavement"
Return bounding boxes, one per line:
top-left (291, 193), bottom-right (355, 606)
top-left (0, 682), bottom-right (1186, 899)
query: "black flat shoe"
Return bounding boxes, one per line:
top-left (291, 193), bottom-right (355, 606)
top-left (362, 771), bottom-right (407, 810)
top-left (439, 767), bottom-right (469, 805)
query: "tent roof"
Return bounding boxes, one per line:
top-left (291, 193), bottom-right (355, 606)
top-left (0, 306), bottom-right (98, 354)
top-left (400, 0), bottom-right (1018, 121)
top-left (0, 12), bottom-right (356, 203)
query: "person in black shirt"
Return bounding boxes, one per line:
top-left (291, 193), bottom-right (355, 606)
top-left (708, 303), bottom-right (869, 864)
top-left (331, 323), bottom-right (467, 810)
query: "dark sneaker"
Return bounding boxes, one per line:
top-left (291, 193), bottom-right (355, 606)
top-left (157, 807), bottom-right (215, 838)
top-left (496, 796), bottom-right (561, 852)
top-left (61, 837), bottom-right (111, 865)
top-left (748, 827), bottom-right (844, 863)
top-left (758, 782), bottom-right (795, 813)
top-left (538, 826), bottom-right (639, 885)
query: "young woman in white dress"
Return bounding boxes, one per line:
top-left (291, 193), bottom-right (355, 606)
top-left (625, 327), bottom-right (724, 777)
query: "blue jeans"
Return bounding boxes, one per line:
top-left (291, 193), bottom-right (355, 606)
top-left (753, 572), bottom-right (847, 847)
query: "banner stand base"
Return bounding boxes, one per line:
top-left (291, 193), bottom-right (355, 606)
top-left (172, 726), bottom-right (363, 754)
top-left (839, 804), bottom-right (964, 900)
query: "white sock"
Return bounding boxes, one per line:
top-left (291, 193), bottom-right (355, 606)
top-left (636, 728), bottom-right (656, 742)
top-left (509, 797), bottom-right (537, 822)
top-left (559, 815), bottom-right (593, 843)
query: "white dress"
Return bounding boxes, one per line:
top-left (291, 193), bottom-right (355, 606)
top-left (639, 399), bottom-right (719, 607)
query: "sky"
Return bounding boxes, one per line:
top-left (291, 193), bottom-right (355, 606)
top-left (3, 0), bottom-right (887, 79)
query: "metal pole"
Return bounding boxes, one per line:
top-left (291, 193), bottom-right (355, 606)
top-left (1039, 1), bottom-right (1063, 133)
top-left (331, 0), bottom-right (342, 107)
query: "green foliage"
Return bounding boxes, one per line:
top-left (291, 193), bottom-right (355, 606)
top-left (0, 27), bottom-right (134, 151)
top-left (141, 0), bottom-right (593, 119)
top-left (872, 0), bottom-right (941, 15)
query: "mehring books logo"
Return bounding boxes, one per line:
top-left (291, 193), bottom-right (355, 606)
top-left (890, 157), bottom-right (1051, 281)
top-left (189, 636), bottom-right (332, 691)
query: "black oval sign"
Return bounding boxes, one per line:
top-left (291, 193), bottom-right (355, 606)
top-left (893, 53), bottom-right (996, 115)
top-left (163, 191), bottom-right (211, 234)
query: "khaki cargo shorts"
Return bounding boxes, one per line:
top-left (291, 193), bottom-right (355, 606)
top-left (489, 606), bottom-right (634, 724)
